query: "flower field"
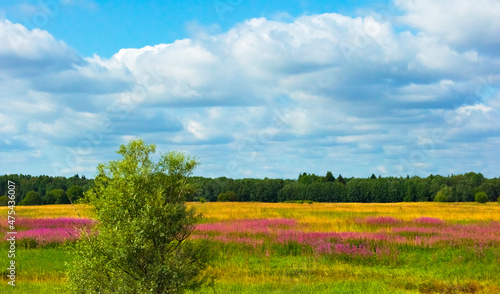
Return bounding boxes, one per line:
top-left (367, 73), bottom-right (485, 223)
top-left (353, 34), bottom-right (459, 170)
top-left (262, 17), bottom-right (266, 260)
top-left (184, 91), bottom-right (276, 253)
top-left (0, 217), bottom-right (95, 248)
top-left (1, 202), bottom-right (500, 293)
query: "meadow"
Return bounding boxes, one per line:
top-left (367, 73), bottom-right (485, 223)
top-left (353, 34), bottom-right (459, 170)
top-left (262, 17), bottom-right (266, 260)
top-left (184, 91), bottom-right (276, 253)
top-left (1, 202), bottom-right (500, 293)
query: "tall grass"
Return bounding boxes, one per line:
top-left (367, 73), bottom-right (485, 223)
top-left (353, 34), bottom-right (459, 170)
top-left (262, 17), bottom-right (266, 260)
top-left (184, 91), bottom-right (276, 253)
top-left (1, 202), bottom-right (499, 293)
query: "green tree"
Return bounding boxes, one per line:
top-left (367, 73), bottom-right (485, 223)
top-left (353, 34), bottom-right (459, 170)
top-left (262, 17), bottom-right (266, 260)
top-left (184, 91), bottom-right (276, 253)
top-left (336, 174), bottom-right (346, 185)
top-left (19, 191), bottom-right (42, 205)
top-left (325, 171), bottom-right (335, 182)
top-left (0, 195), bottom-right (8, 206)
top-left (475, 192), bottom-right (488, 203)
top-left (217, 191), bottom-right (238, 202)
top-left (434, 185), bottom-right (452, 202)
top-left (434, 191), bottom-right (448, 202)
top-left (67, 139), bottom-right (212, 294)
top-left (44, 189), bottom-right (69, 205)
top-left (67, 185), bottom-right (84, 202)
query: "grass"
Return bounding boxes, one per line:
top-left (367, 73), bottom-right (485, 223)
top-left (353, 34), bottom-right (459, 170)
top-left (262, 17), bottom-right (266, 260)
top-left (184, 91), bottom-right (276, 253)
top-left (1, 202), bottom-right (499, 293)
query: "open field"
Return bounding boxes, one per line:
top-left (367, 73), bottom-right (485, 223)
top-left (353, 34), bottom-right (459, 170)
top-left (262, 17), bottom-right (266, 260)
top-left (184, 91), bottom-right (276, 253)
top-left (2, 202), bottom-right (500, 293)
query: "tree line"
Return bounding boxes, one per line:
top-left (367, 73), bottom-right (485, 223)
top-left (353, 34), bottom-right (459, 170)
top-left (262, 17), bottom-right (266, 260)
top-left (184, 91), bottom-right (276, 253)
top-left (0, 174), bottom-right (93, 205)
top-left (2, 171), bottom-right (500, 205)
top-left (188, 172), bottom-right (500, 203)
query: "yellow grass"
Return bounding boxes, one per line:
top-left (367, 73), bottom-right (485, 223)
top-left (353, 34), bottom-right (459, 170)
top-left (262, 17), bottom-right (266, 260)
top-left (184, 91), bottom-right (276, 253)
top-left (2, 202), bottom-right (499, 232)
top-left (191, 202), bottom-right (500, 232)
top-left (0, 204), bottom-right (94, 219)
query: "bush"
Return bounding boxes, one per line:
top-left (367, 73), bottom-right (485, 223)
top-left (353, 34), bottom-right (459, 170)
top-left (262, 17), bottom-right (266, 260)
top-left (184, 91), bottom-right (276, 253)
top-left (475, 192), bottom-right (488, 203)
top-left (434, 191), bottom-right (448, 202)
top-left (498, 195), bottom-right (500, 204)
top-left (217, 191), bottom-right (238, 202)
top-left (199, 197), bottom-right (206, 203)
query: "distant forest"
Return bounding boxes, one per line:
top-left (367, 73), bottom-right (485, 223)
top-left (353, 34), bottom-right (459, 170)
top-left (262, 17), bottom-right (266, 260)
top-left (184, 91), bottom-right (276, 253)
top-left (1, 172), bottom-right (500, 205)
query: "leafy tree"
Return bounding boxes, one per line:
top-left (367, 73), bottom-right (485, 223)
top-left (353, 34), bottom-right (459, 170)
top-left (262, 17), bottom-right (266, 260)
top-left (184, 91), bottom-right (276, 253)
top-left (44, 189), bottom-right (69, 205)
top-left (434, 191), bottom-right (448, 202)
top-left (337, 174), bottom-right (346, 185)
top-left (434, 185), bottom-right (453, 202)
top-left (0, 195), bottom-right (8, 206)
top-left (298, 173), bottom-right (321, 185)
top-left (67, 185), bottom-right (84, 202)
top-left (325, 171), bottom-right (335, 182)
top-left (475, 192), bottom-right (488, 204)
top-left (403, 179), bottom-right (417, 202)
top-left (67, 139), bottom-right (212, 294)
top-left (217, 191), bottom-right (238, 202)
top-left (19, 191), bottom-right (42, 205)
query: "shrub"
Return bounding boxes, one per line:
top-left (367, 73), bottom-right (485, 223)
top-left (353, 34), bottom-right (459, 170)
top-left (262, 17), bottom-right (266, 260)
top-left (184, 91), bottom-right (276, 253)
top-left (199, 197), bottom-right (206, 203)
top-left (498, 195), bottom-right (500, 204)
top-left (475, 192), bottom-right (488, 203)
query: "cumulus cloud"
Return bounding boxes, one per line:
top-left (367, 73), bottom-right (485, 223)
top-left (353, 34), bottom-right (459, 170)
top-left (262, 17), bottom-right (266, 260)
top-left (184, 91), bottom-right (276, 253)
top-left (0, 19), bottom-right (81, 78)
top-left (397, 0), bottom-right (500, 56)
top-left (1, 1), bottom-right (500, 178)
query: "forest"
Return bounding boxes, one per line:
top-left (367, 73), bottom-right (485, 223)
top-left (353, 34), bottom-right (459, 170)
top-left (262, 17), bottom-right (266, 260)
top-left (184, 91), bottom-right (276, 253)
top-left (1, 171), bottom-right (499, 205)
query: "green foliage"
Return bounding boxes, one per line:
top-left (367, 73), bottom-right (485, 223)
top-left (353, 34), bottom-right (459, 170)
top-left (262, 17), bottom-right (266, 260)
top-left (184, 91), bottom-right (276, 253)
top-left (298, 173), bottom-right (322, 185)
top-left (2, 171), bottom-right (500, 205)
top-left (0, 195), bottom-right (8, 206)
top-left (325, 171), bottom-right (335, 182)
top-left (434, 191), bottom-right (448, 202)
top-left (19, 191), bottom-right (42, 205)
top-left (44, 189), bottom-right (69, 205)
top-left (497, 195), bottom-right (500, 204)
top-left (67, 185), bottom-right (84, 202)
top-left (336, 174), bottom-right (346, 185)
top-left (434, 186), bottom-right (453, 202)
top-left (67, 139), bottom-right (213, 294)
top-left (475, 192), bottom-right (488, 203)
top-left (0, 174), bottom-right (92, 205)
top-left (218, 191), bottom-right (238, 202)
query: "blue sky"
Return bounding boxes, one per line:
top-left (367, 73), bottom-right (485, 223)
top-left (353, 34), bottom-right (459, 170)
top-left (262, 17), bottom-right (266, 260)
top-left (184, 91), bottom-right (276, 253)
top-left (0, 0), bottom-right (499, 179)
top-left (2, 0), bottom-right (390, 57)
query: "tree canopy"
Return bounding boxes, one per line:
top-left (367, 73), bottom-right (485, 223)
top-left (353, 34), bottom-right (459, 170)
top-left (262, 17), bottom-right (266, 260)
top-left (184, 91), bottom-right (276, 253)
top-left (67, 139), bottom-right (212, 294)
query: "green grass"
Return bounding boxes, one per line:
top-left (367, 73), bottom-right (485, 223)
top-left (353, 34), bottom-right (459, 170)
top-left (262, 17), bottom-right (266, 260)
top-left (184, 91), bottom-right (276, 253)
top-left (0, 282), bottom-right (67, 294)
top-left (188, 281), bottom-right (418, 294)
top-left (2, 202), bottom-right (500, 293)
top-left (2, 238), bottom-right (499, 293)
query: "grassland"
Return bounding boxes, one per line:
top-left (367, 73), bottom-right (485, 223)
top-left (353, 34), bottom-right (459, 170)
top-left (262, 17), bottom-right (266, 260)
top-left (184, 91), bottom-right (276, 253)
top-left (1, 202), bottom-right (500, 293)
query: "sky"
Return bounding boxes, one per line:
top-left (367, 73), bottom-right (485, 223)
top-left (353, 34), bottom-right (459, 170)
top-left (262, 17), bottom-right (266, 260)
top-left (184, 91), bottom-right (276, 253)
top-left (0, 0), bottom-right (499, 179)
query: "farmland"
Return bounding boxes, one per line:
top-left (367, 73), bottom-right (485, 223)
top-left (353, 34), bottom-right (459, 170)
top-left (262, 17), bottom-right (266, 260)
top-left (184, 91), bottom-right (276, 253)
top-left (2, 202), bottom-right (500, 293)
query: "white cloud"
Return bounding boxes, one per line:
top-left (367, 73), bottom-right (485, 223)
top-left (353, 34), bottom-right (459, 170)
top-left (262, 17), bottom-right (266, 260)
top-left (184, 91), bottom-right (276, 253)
top-left (1, 2), bottom-right (500, 178)
top-left (397, 0), bottom-right (500, 56)
top-left (457, 104), bottom-right (492, 115)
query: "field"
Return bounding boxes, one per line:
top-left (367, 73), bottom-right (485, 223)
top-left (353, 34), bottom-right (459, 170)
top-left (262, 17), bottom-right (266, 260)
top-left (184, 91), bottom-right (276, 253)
top-left (2, 202), bottom-right (500, 293)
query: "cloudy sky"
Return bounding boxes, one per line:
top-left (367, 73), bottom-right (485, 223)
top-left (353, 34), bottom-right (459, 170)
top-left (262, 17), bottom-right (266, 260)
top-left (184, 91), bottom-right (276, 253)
top-left (0, 0), bottom-right (499, 179)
